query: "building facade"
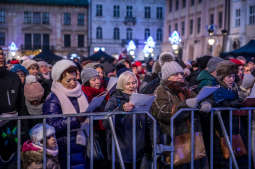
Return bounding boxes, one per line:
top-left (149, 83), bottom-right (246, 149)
top-left (0, 1), bottom-right (89, 59)
top-left (226, 0), bottom-right (255, 51)
top-left (89, 0), bottom-right (165, 60)
top-left (162, 0), bottom-right (228, 61)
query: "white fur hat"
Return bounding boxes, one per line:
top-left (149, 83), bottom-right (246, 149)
top-left (37, 61), bottom-right (48, 67)
top-left (51, 60), bottom-right (76, 81)
top-left (29, 123), bottom-right (55, 146)
top-left (161, 61), bottom-right (184, 80)
top-left (22, 59), bottom-right (38, 69)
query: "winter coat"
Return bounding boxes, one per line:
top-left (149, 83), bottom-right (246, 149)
top-left (37, 73), bottom-right (52, 101)
top-left (21, 140), bottom-right (60, 169)
top-left (196, 70), bottom-right (218, 92)
top-left (139, 73), bottom-right (160, 94)
top-left (104, 89), bottom-right (146, 163)
top-left (186, 69), bottom-right (200, 87)
top-left (43, 93), bottom-right (87, 169)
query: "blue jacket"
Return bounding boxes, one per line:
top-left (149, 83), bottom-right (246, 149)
top-left (43, 92), bottom-right (87, 169)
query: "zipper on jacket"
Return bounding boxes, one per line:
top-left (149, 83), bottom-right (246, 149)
top-left (7, 90), bottom-right (11, 106)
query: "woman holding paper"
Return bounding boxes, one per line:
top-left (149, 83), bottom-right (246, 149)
top-left (151, 61), bottom-right (209, 169)
top-left (43, 60), bottom-right (89, 169)
top-left (104, 71), bottom-right (147, 169)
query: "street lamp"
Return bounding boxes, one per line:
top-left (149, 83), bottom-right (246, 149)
top-left (127, 40), bottom-right (136, 58)
top-left (8, 42), bottom-right (18, 59)
top-left (143, 36), bottom-right (155, 59)
top-left (168, 31), bottom-right (182, 55)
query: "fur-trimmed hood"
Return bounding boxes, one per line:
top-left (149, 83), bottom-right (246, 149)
top-left (216, 60), bottom-right (238, 82)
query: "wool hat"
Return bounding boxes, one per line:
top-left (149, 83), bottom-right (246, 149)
top-left (230, 58), bottom-right (244, 65)
top-left (241, 73), bottom-right (255, 89)
top-left (159, 52), bottom-right (174, 66)
top-left (161, 61), bottom-right (184, 80)
top-left (29, 123), bottom-right (55, 146)
top-left (216, 60), bottom-right (238, 81)
top-left (24, 75), bottom-right (44, 101)
top-left (37, 61), bottom-right (48, 67)
top-left (81, 68), bottom-right (99, 85)
top-left (196, 55), bottom-right (212, 70)
top-left (152, 61), bottom-right (161, 74)
top-left (51, 59), bottom-right (76, 81)
top-left (83, 62), bottom-right (99, 69)
top-left (207, 57), bottom-right (224, 73)
top-left (10, 64), bottom-right (28, 75)
top-left (22, 59), bottom-right (38, 70)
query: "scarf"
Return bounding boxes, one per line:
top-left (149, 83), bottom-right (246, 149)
top-left (51, 81), bottom-right (88, 114)
top-left (25, 100), bottom-right (43, 115)
top-left (32, 142), bottom-right (59, 157)
top-left (165, 80), bottom-right (192, 101)
top-left (82, 85), bottom-right (105, 103)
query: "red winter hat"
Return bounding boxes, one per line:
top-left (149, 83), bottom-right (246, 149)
top-left (230, 58), bottom-right (244, 65)
top-left (134, 61), bottom-right (142, 67)
top-left (10, 60), bottom-right (19, 65)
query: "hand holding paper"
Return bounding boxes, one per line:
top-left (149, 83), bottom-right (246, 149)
top-left (130, 93), bottom-right (155, 111)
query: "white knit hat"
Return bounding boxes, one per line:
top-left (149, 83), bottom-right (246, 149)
top-left (29, 123), bottom-right (55, 146)
top-left (51, 60), bottom-right (76, 81)
top-left (22, 59), bottom-right (38, 69)
top-left (161, 61), bottom-right (184, 80)
top-left (37, 61), bottom-right (48, 67)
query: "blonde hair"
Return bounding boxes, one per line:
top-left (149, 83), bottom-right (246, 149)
top-left (116, 71), bottom-right (138, 90)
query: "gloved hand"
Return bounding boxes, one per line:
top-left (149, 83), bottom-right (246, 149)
top-left (186, 98), bottom-right (198, 108)
top-left (199, 101), bottom-right (212, 112)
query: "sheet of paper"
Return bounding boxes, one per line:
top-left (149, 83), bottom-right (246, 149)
top-left (247, 84), bottom-right (255, 98)
top-left (106, 77), bottom-right (118, 91)
top-left (130, 93), bottom-right (155, 111)
top-left (86, 93), bottom-right (106, 113)
top-left (196, 86), bottom-right (219, 102)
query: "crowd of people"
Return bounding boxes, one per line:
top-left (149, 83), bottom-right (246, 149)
top-left (0, 46), bottom-right (255, 169)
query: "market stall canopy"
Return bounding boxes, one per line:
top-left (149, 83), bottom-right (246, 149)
top-left (222, 40), bottom-right (255, 58)
top-left (87, 50), bottom-right (115, 63)
top-left (33, 49), bottom-right (63, 65)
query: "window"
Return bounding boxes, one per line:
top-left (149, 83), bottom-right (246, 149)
top-left (33, 33), bottom-right (41, 49)
top-left (218, 12), bottom-right (223, 28)
top-left (78, 34), bottom-right (84, 48)
top-left (189, 19), bottom-right (193, 35)
top-left (64, 13), bottom-right (71, 25)
top-left (24, 33), bottom-right (32, 50)
top-left (96, 27), bottom-right (102, 39)
top-left (191, 0), bottom-right (195, 6)
top-left (42, 12), bottom-right (49, 24)
top-left (64, 34), bottom-right (71, 47)
top-left (96, 4), bottom-right (103, 17)
top-left (197, 17), bottom-right (201, 33)
top-left (43, 34), bottom-right (50, 49)
top-left (176, 0), bottom-right (179, 11)
top-left (126, 28), bottom-right (132, 40)
top-left (126, 6), bottom-right (133, 17)
top-left (113, 27), bottom-right (120, 40)
top-left (181, 21), bottom-right (185, 35)
top-left (144, 7), bottom-right (151, 18)
top-left (156, 28), bottom-right (162, 41)
top-left (169, 24), bottom-right (171, 35)
top-left (33, 12), bottom-right (41, 24)
top-left (156, 7), bottom-right (163, 19)
top-left (144, 28), bottom-right (150, 40)
top-left (235, 9), bottom-right (240, 27)
top-left (182, 0), bottom-right (186, 8)
top-left (0, 32), bottom-right (5, 45)
top-left (24, 11), bottom-right (32, 24)
top-left (169, 0), bottom-right (172, 12)
top-left (0, 9), bottom-right (5, 24)
top-left (77, 13), bottom-right (84, 26)
top-left (113, 5), bottom-right (120, 17)
top-left (210, 14), bottom-right (214, 25)
top-left (175, 23), bottom-right (178, 31)
top-left (249, 6), bottom-right (255, 25)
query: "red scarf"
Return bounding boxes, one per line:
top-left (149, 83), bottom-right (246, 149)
top-left (82, 85), bottom-right (105, 103)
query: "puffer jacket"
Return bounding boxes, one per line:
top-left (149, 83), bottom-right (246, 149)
top-left (104, 89), bottom-right (146, 163)
top-left (43, 93), bottom-right (87, 169)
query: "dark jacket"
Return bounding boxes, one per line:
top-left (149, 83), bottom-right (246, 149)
top-left (37, 73), bottom-right (52, 101)
top-left (140, 73), bottom-right (160, 94)
top-left (196, 70), bottom-right (218, 92)
top-left (104, 89), bottom-right (146, 163)
top-left (43, 93), bottom-right (87, 169)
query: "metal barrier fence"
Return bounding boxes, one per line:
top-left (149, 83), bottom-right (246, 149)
top-left (0, 111), bottom-right (157, 169)
top-left (168, 107), bottom-right (255, 169)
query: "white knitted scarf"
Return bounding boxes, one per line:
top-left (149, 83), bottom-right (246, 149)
top-left (51, 81), bottom-right (88, 114)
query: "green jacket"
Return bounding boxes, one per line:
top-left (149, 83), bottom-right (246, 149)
top-left (196, 70), bottom-right (218, 91)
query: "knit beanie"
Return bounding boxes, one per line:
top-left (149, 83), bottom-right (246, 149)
top-left (159, 52), bottom-right (174, 66)
top-left (29, 123), bottom-right (55, 146)
top-left (241, 73), bottom-right (255, 89)
top-left (207, 57), bottom-right (224, 73)
top-left (216, 60), bottom-right (238, 81)
top-left (22, 59), bottom-right (38, 70)
top-left (161, 61), bottom-right (184, 80)
top-left (37, 61), bottom-right (48, 67)
top-left (10, 64), bottom-right (28, 75)
top-left (24, 75), bottom-right (44, 102)
top-left (83, 62), bottom-right (99, 69)
top-left (152, 61), bottom-right (161, 74)
top-left (81, 68), bottom-right (99, 85)
top-left (51, 60), bottom-right (76, 81)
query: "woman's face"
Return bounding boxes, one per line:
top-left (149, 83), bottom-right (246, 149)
top-left (167, 72), bottom-right (184, 83)
top-left (28, 64), bottom-right (39, 76)
top-left (46, 135), bottom-right (57, 150)
top-left (96, 67), bottom-right (104, 79)
top-left (223, 74), bottom-right (235, 88)
top-left (123, 76), bottom-right (138, 95)
top-left (16, 71), bottom-right (25, 84)
top-left (60, 72), bottom-right (77, 89)
top-left (89, 76), bottom-right (101, 89)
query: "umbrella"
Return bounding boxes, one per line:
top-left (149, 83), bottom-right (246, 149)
top-left (33, 49), bottom-right (63, 65)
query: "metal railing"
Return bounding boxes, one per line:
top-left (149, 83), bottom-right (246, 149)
top-left (166, 107), bottom-right (255, 169)
top-left (0, 111), bottom-right (157, 169)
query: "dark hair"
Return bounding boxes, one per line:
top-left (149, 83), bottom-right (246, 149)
top-left (196, 55), bottom-right (212, 70)
top-left (59, 66), bottom-right (78, 81)
top-left (94, 64), bottom-right (104, 70)
top-left (83, 81), bottom-right (90, 87)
